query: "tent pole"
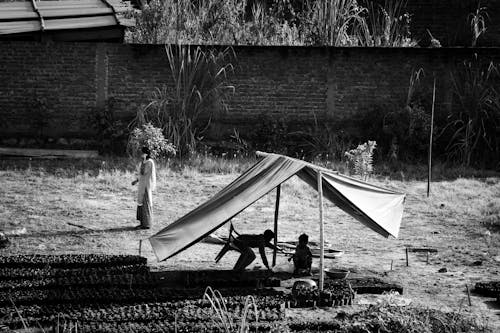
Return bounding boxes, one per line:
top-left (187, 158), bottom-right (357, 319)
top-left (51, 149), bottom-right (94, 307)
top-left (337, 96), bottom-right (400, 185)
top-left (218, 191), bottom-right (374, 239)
top-left (273, 184), bottom-right (281, 267)
top-left (427, 75), bottom-right (436, 198)
top-left (317, 171), bottom-right (325, 291)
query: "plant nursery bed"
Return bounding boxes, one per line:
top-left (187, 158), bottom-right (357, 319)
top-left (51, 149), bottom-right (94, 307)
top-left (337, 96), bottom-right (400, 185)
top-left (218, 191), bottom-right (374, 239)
top-left (346, 277), bottom-right (403, 294)
top-left (474, 281), bottom-right (500, 298)
top-left (0, 254), bottom-right (146, 268)
top-left (152, 269), bottom-right (279, 288)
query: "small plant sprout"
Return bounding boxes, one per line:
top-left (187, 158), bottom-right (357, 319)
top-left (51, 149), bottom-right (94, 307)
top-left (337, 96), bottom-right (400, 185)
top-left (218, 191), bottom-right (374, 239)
top-left (202, 286), bottom-right (259, 333)
top-left (469, 3), bottom-right (489, 47)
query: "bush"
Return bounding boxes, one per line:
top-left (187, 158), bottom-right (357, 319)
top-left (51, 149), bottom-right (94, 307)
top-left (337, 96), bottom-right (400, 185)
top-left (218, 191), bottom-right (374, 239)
top-left (88, 98), bottom-right (129, 155)
top-left (344, 140), bottom-right (376, 179)
top-left (126, 0), bottom-right (418, 47)
top-left (441, 57), bottom-right (500, 168)
top-left (128, 123), bottom-right (176, 160)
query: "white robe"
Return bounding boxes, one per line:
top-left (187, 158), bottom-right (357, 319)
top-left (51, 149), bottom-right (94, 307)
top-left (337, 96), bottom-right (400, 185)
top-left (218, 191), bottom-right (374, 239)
top-left (137, 159), bottom-right (156, 206)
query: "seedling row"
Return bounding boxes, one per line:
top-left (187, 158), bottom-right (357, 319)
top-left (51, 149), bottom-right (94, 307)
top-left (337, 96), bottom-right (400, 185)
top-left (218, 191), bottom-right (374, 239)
top-left (0, 254), bottom-right (146, 268)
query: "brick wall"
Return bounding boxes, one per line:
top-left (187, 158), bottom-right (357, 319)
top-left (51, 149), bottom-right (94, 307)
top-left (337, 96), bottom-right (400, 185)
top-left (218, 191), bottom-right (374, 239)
top-left (0, 41), bottom-right (499, 147)
top-left (0, 42), bottom-right (96, 137)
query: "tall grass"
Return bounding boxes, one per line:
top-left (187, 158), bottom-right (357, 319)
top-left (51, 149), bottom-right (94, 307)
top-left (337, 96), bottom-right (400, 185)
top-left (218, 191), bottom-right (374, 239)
top-left (444, 57), bottom-right (499, 168)
top-left (133, 44), bottom-right (235, 159)
top-left (361, 0), bottom-right (416, 47)
top-left (305, 0), bottom-right (367, 46)
top-left (127, 0), bottom-right (417, 47)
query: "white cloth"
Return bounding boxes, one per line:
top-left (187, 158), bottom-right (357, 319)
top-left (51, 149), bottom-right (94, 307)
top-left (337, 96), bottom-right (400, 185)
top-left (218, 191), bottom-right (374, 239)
top-left (137, 159), bottom-right (156, 205)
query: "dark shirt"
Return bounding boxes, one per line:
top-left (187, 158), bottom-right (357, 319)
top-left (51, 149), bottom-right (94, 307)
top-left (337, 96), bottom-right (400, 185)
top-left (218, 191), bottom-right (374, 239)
top-left (234, 234), bottom-right (266, 249)
top-left (293, 243), bottom-right (312, 269)
top-left (234, 234), bottom-right (276, 268)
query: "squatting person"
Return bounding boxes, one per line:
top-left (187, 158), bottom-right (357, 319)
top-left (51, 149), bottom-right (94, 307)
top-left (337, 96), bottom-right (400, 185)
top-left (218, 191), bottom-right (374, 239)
top-left (232, 229), bottom-right (279, 271)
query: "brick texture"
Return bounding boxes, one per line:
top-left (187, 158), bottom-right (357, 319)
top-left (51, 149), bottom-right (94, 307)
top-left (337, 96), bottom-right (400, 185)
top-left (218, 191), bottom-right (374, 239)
top-left (0, 42), bottom-right (96, 136)
top-left (0, 42), bottom-right (499, 144)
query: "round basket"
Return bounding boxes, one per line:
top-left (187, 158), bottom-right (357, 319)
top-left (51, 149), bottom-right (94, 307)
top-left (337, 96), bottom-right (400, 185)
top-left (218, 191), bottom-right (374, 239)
top-left (324, 268), bottom-right (350, 279)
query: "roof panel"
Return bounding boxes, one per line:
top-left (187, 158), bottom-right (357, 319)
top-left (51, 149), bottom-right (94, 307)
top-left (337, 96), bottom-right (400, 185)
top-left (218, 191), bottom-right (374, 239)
top-left (38, 0), bottom-right (107, 9)
top-left (0, 20), bottom-right (41, 35)
top-left (0, 0), bottom-right (131, 39)
top-left (39, 8), bottom-right (113, 18)
top-left (44, 15), bottom-right (117, 31)
top-left (0, 2), bottom-right (35, 20)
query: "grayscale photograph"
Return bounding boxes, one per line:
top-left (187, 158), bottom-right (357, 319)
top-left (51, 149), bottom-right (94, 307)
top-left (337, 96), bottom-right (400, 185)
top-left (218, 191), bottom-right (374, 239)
top-left (0, 0), bottom-right (499, 332)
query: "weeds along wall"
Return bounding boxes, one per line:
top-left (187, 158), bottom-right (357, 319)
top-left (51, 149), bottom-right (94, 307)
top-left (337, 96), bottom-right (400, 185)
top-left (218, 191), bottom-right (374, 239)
top-left (380, 0), bottom-right (500, 47)
top-left (0, 41), bottom-right (499, 149)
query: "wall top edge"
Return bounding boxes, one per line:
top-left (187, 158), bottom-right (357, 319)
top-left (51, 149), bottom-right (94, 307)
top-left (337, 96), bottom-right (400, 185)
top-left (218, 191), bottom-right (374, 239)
top-left (1, 41), bottom-right (500, 52)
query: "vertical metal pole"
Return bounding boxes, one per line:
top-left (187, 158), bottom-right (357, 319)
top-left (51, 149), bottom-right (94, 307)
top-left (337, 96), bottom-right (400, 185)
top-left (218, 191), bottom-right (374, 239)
top-left (272, 184), bottom-right (281, 267)
top-left (175, 0), bottom-right (179, 44)
top-left (466, 284), bottom-right (472, 306)
top-left (427, 76), bottom-right (436, 198)
top-left (318, 171), bottom-right (325, 291)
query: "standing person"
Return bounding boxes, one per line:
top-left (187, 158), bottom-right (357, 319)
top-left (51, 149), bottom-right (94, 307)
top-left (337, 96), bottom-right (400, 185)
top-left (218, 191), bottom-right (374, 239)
top-left (132, 146), bottom-right (156, 230)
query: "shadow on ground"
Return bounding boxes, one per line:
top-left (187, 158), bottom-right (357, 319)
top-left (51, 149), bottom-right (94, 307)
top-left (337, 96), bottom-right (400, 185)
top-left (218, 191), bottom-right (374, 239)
top-left (9, 226), bottom-right (139, 238)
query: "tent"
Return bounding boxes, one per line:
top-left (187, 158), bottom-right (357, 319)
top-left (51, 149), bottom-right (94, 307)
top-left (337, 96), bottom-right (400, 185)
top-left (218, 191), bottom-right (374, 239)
top-left (149, 152), bottom-right (405, 289)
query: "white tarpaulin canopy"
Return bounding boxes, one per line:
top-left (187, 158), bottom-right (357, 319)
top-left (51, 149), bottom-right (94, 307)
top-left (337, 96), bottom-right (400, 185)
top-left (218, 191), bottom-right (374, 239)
top-left (149, 153), bottom-right (405, 262)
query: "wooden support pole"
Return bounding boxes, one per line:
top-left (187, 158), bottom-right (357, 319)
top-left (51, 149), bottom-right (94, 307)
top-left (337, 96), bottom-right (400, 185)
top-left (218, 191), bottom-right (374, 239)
top-left (466, 284), bottom-right (472, 306)
top-left (318, 171), bottom-right (325, 291)
top-left (139, 240), bottom-right (143, 256)
top-left (390, 259), bottom-right (393, 271)
top-left (405, 248), bottom-right (409, 267)
top-left (427, 76), bottom-right (436, 198)
top-left (273, 184), bottom-right (281, 267)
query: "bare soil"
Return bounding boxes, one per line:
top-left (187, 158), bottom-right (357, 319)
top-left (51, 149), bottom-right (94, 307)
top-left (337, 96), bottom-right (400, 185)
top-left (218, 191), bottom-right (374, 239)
top-left (1, 167), bottom-right (499, 329)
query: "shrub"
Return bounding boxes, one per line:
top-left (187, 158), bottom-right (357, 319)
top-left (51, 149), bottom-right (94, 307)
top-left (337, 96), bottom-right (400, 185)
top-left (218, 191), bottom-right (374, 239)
top-left (360, 68), bottom-right (430, 162)
top-left (126, 0), bottom-right (417, 47)
top-left (442, 57), bottom-right (500, 168)
top-left (126, 0), bottom-right (175, 44)
top-left (289, 115), bottom-right (354, 162)
top-left (128, 123), bottom-right (176, 160)
top-left (88, 98), bottom-right (129, 155)
top-left (250, 114), bottom-right (291, 156)
top-left (344, 140), bottom-right (376, 179)
top-left (382, 104), bottom-right (431, 161)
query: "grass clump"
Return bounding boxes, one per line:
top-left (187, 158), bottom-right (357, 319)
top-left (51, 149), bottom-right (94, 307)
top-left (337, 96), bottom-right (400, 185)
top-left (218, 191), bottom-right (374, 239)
top-left (1, 154), bottom-right (499, 181)
top-left (290, 301), bottom-right (492, 332)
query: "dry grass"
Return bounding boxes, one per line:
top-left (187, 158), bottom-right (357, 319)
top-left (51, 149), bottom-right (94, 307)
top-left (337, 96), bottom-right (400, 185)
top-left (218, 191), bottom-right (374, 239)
top-left (0, 157), bottom-right (499, 330)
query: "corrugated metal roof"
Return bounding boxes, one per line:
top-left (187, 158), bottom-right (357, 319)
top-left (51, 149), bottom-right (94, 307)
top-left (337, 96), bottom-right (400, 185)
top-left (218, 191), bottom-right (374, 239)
top-left (0, 0), bottom-right (132, 36)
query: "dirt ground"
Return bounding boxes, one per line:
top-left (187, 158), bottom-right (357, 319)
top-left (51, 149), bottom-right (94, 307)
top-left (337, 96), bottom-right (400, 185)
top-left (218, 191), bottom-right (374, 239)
top-left (1, 167), bottom-right (499, 330)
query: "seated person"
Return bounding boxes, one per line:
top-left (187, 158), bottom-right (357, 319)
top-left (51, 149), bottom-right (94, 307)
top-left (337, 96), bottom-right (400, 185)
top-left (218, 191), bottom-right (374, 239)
top-left (292, 233), bottom-right (313, 275)
top-left (232, 229), bottom-right (278, 271)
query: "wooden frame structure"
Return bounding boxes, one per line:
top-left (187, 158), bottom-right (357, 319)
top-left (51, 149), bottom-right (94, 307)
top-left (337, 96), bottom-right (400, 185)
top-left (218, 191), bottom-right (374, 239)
top-left (257, 151), bottom-right (327, 290)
